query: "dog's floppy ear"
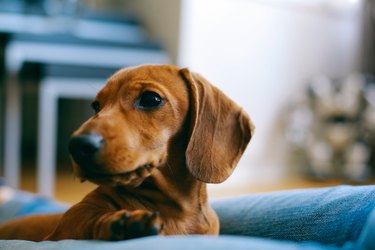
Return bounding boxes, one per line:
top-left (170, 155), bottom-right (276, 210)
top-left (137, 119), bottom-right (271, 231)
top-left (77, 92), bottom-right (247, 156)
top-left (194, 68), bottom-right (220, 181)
top-left (180, 68), bottom-right (254, 183)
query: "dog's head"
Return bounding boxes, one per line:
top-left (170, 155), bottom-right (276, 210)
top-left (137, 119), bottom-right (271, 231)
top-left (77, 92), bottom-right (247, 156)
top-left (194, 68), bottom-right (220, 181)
top-left (69, 65), bottom-right (254, 187)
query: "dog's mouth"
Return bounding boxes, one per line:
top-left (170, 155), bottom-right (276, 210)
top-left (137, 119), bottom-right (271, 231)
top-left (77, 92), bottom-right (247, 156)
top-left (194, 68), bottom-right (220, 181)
top-left (77, 163), bottom-right (158, 187)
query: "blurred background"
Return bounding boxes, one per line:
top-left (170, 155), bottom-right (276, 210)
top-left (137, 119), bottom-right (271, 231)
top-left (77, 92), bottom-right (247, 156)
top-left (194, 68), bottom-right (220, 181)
top-left (0, 0), bottom-right (374, 204)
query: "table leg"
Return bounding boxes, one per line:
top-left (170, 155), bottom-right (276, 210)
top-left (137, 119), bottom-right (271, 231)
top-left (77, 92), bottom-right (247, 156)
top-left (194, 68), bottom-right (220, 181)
top-left (4, 74), bottom-right (21, 188)
top-left (37, 82), bottom-right (58, 197)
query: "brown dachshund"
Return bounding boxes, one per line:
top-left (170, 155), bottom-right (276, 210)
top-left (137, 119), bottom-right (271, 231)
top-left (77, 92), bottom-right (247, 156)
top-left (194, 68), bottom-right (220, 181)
top-left (0, 64), bottom-right (254, 241)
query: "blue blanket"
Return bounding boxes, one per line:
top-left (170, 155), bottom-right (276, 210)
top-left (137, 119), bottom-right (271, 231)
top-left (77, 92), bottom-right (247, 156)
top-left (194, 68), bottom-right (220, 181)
top-left (1, 185), bottom-right (375, 250)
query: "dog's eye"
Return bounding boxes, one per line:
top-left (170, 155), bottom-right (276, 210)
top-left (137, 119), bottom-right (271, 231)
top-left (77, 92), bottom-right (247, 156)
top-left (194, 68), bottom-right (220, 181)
top-left (136, 91), bottom-right (164, 110)
top-left (91, 101), bottom-right (100, 114)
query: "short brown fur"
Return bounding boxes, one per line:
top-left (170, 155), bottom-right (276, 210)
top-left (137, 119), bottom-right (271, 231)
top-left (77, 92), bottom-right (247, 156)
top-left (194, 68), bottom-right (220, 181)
top-left (0, 65), bottom-right (254, 241)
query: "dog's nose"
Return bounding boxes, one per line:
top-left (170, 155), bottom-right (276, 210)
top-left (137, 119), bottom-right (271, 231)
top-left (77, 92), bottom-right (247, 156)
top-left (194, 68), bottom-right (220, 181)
top-left (68, 133), bottom-right (103, 165)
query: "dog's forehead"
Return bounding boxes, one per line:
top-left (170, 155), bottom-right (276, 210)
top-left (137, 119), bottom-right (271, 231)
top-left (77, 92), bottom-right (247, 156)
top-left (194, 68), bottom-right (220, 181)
top-left (110, 65), bottom-right (180, 85)
top-left (98, 65), bottom-right (185, 100)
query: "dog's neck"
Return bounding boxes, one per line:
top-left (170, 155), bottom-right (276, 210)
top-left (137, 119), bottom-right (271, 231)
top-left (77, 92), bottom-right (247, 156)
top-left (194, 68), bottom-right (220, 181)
top-left (135, 130), bottom-right (209, 214)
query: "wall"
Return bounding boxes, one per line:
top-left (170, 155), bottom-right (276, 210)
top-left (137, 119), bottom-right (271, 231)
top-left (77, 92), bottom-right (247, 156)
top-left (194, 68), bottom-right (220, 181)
top-left (122, 0), bottom-right (182, 64)
top-left (178, 0), bottom-right (363, 186)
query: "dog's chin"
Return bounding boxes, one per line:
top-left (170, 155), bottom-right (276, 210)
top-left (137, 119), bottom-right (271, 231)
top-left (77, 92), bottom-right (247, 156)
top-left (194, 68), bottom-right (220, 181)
top-left (75, 163), bottom-right (158, 188)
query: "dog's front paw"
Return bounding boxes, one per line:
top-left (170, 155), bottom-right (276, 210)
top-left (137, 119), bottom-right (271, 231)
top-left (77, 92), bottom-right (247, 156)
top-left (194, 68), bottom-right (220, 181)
top-left (103, 210), bottom-right (163, 240)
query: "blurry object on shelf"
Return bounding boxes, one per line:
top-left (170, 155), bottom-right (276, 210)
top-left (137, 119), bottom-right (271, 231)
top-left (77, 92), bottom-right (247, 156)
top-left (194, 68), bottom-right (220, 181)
top-left (0, 0), bottom-right (148, 44)
top-left (0, 0), bottom-right (124, 16)
top-left (285, 73), bottom-right (375, 182)
top-left (0, 0), bottom-right (79, 16)
top-left (43, 0), bottom-right (80, 17)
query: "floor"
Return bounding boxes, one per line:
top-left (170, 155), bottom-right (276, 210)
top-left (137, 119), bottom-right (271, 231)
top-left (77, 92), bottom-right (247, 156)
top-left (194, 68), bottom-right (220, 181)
top-left (18, 165), bottom-right (369, 205)
top-left (20, 166), bottom-right (96, 204)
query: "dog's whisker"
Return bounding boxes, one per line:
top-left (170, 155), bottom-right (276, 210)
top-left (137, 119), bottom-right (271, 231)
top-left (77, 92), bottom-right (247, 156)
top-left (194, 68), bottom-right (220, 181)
top-left (165, 162), bottom-right (176, 180)
top-left (78, 162), bottom-right (160, 187)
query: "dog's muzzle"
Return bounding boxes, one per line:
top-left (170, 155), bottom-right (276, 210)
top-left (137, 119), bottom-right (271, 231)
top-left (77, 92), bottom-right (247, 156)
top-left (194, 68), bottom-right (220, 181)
top-left (68, 132), bottom-right (161, 187)
top-left (68, 133), bottom-right (103, 168)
